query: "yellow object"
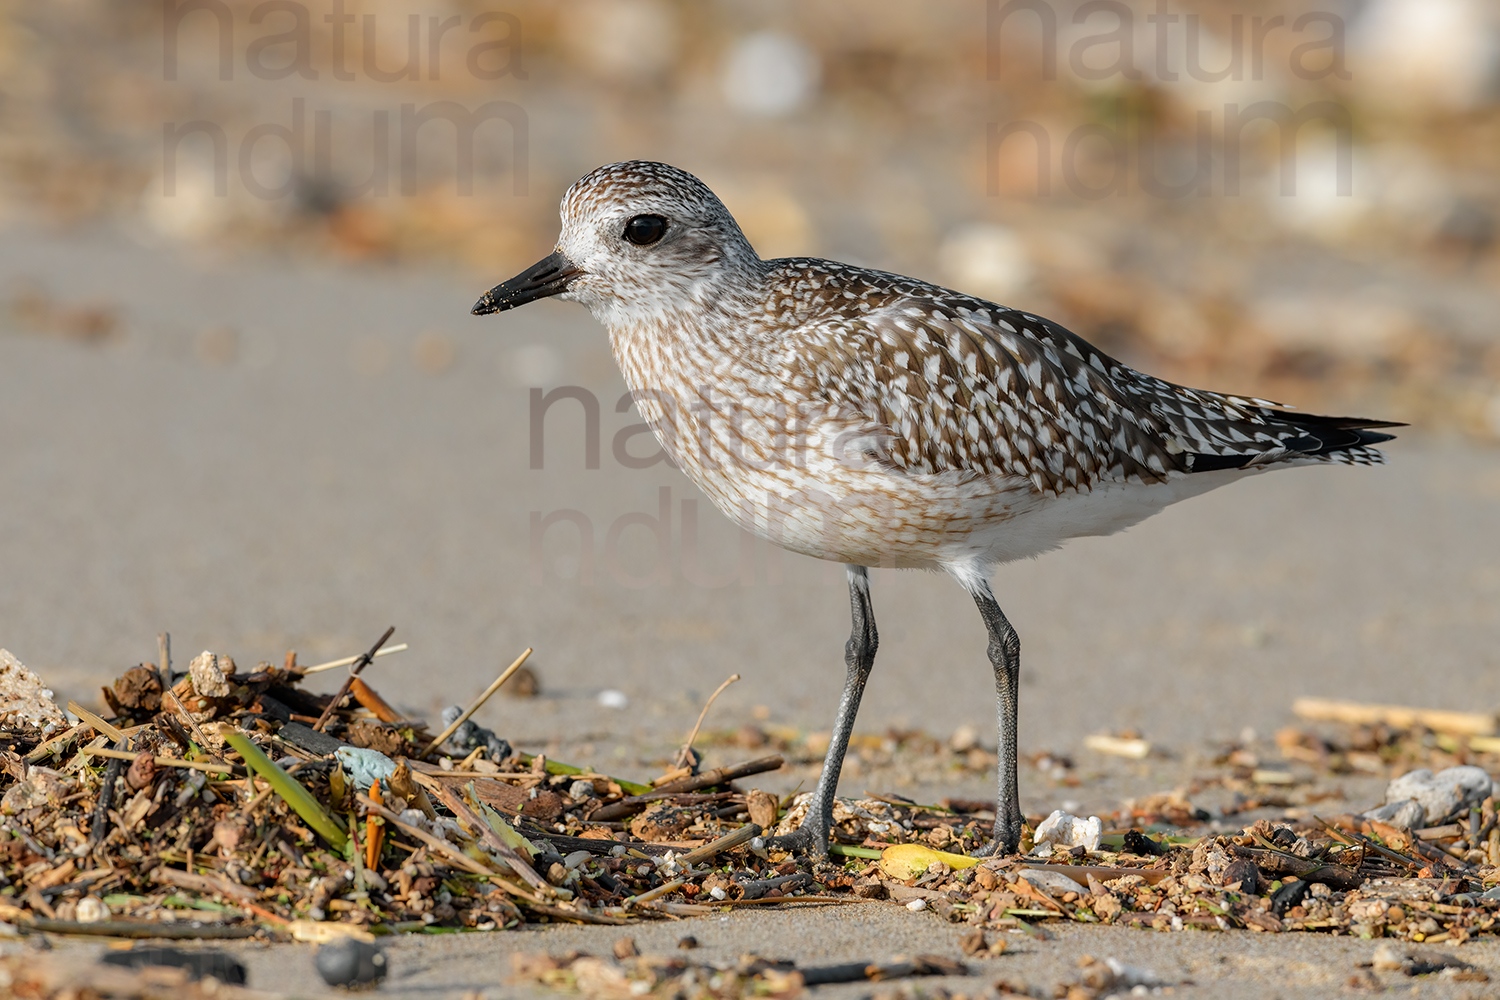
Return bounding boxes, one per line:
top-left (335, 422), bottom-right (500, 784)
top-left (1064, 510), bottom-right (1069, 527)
top-left (878, 843), bottom-right (981, 881)
top-left (287, 920), bottom-right (376, 944)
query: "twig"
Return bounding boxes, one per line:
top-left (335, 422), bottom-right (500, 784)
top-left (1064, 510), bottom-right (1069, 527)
top-left (1314, 815), bottom-right (1422, 872)
top-left (359, 796), bottom-right (541, 904)
top-left (66, 702), bottom-right (125, 743)
top-left (653, 755), bottom-right (784, 794)
top-left (423, 781), bottom-right (550, 892)
top-left (158, 632), bottom-right (172, 686)
top-left (87, 740), bottom-right (127, 856)
top-left (675, 673), bottom-right (739, 770)
top-left (312, 626), bottom-right (395, 732)
top-left (151, 865), bottom-right (261, 904)
top-left (156, 635), bottom-right (219, 758)
top-left (420, 648), bottom-right (532, 757)
top-left (626, 874), bottom-right (692, 905)
top-left (677, 823), bottom-right (762, 866)
top-left (300, 643), bottom-right (409, 675)
top-left (593, 755), bottom-right (784, 821)
top-left (80, 747), bottom-right (235, 774)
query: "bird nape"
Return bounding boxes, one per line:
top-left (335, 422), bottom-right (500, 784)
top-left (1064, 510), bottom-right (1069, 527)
top-left (473, 160), bottom-right (1402, 859)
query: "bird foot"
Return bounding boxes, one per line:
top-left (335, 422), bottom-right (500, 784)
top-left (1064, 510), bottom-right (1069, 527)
top-left (768, 823), bottom-right (831, 860)
top-left (971, 823), bottom-right (1023, 859)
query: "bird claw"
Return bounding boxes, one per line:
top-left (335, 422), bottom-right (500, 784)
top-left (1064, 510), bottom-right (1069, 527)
top-left (768, 824), bottom-right (831, 859)
top-left (972, 822), bottom-right (1023, 859)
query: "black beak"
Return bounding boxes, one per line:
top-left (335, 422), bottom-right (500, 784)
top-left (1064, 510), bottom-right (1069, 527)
top-left (471, 250), bottom-right (582, 315)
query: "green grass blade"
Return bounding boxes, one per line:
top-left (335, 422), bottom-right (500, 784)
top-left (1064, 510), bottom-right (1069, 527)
top-left (222, 727), bottom-right (347, 851)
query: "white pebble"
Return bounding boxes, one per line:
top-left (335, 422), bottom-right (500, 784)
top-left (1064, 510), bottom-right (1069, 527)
top-left (74, 897), bottom-right (109, 923)
top-left (597, 689), bottom-right (629, 709)
top-left (709, 886), bottom-right (727, 900)
top-left (906, 898), bottom-right (927, 912)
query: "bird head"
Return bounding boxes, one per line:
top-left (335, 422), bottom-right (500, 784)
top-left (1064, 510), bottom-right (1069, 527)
top-left (472, 160), bottom-right (762, 328)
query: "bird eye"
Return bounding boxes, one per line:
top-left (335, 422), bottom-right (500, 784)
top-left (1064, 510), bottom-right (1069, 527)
top-left (622, 214), bottom-right (668, 246)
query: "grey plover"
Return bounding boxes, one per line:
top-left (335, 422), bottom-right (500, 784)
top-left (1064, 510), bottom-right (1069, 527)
top-left (472, 160), bottom-right (1399, 857)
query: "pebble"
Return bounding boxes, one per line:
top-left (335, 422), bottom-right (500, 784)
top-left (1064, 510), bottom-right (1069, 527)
top-left (1032, 809), bottom-right (1103, 853)
top-left (74, 896), bottom-right (109, 923)
top-left (1381, 766), bottom-right (1495, 825)
top-left (1019, 868), bottom-right (1088, 896)
top-left (314, 938), bottom-right (387, 988)
top-left (334, 746), bottom-right (397, 791)
top-left (906, 898), bottom-right (927, 911)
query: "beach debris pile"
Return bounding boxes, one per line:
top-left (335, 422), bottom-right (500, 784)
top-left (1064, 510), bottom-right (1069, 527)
top-left (1, 638), bottom-right (1500, 977)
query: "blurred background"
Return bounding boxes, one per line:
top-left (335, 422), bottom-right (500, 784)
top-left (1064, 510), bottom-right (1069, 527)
top-left (1, 0), bottom-right (1498, 792)
top-left (5, 0), bottom-right (1499, 429)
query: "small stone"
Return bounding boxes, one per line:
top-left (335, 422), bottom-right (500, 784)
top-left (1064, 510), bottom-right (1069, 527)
top-left (314, 938), bottom-right (387, 988)
top-left (677, 935), bottom-right (698, 950)
top-left (906, 897), bottom-right (927, 911)
top-left (74, 896), bottom-right (109, 923)
top-left (0, 769), bottom-right (70, 815)
top-left (1383, 766), bottom-right (1496, 826)
top-left (1365, 798), bottom-right (1425, 830)
top-left (1032, 809), bottom-right (1102, 853)
top-left (1219, 858), bottom-right (1260, 895)
top-left (125, 752), bottom-right (157, 792)
top-left (612, 937), bottom-right (638, 960)
top-left (505, 665), bottom-right (540, 698)
top-left (187, 651), bottom-right (235, 699)
top-left (0, 650), bottom-right (67, 730)
top-left (745, 789), bottom-right (779, 830)
top-left (334, 746), bottom-right (397, 791)
top-left (1019, 868), bottom-right (1088, 896)
top-left (948, 724), bottom-right (981, 753)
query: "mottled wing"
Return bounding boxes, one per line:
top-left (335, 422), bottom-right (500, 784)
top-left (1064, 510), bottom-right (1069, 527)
top-left (792, 295), bottom-right (1394, 494)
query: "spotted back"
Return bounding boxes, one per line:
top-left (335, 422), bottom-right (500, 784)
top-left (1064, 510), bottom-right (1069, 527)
top-left (770, 260), bottom-right (1395, 495)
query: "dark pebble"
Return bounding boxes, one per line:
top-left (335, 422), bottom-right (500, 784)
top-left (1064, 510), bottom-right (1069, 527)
top-left (315, 938), bottom-right (387, 988)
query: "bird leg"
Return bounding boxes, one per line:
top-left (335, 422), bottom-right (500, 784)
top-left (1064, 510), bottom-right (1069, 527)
top-left (970, 580), bottom-right (1023, 856)
top-left (773, 565), bottom-right (878, 857)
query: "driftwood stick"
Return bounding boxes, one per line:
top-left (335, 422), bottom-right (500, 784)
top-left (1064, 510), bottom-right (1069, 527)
top-left (678, 823), bottom-right (762, 866)
top-left (592, 755), bottom-right (784, 821)
top-left (1228, 844), bottom-right (1362, 889)
top-left (1292, 697), bottom-right (1495, 736)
